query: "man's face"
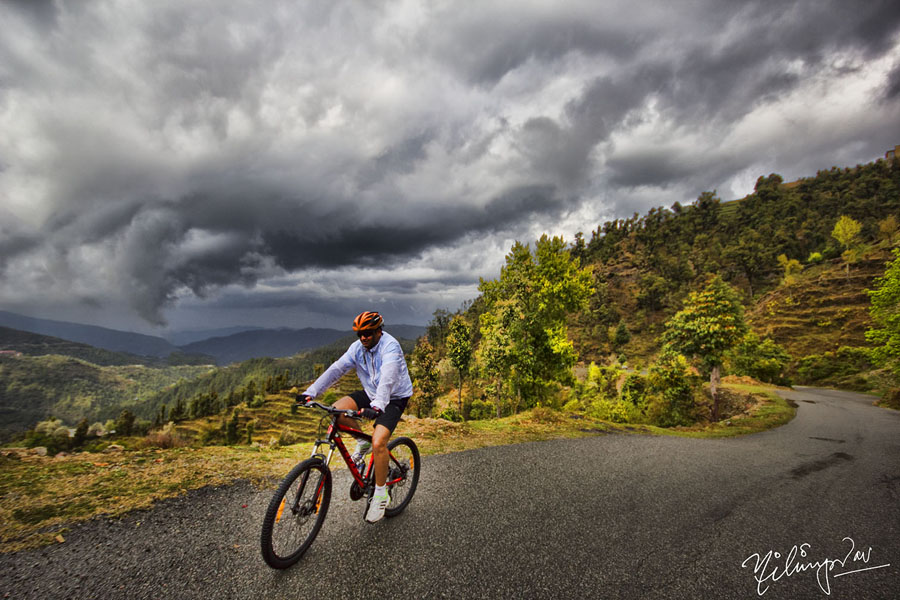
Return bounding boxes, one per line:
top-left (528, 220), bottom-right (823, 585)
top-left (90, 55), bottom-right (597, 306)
top-left (357, 328), bottom-right (382, 349)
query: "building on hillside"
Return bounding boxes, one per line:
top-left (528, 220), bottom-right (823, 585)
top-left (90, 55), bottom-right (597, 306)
top-left (0, 350), bottom-right (23, 357)
top-left (886, 145), bottom-right (900, 160)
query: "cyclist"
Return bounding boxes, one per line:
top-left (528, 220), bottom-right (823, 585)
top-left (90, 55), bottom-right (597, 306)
top-left (298, 311), bottom-right (413, 523)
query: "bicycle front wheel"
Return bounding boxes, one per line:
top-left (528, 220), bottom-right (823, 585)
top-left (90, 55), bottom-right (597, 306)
top-left (384, 437), bottom-right (420, 517)
top-left (260, 458), bottom-right (331, 569)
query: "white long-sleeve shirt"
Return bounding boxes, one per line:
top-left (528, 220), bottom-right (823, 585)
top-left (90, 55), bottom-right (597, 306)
top-left (302, 331), bottom-right (414, 411)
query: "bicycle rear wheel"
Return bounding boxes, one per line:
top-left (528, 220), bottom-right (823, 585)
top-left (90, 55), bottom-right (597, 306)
top-left (384, 437), bottom-right (420, 517)
top-left (260, 458), bottom-right (331, 569)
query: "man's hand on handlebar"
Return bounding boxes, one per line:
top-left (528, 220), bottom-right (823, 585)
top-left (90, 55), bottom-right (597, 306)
top-left (296, 394), bottom-right (312, 405)
top-left (357, 407), bottom-right (382, 420)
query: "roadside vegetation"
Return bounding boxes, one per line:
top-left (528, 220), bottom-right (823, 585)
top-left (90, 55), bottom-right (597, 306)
top-left (1, 377), bottom-right (792, 553)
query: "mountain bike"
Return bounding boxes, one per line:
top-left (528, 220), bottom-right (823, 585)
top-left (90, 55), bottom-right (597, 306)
top-left (260, 399), bottom-right (420, 569)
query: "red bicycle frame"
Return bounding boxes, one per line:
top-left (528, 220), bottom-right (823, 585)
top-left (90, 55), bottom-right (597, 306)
top-left (302, 401), bottom-right (406, 488)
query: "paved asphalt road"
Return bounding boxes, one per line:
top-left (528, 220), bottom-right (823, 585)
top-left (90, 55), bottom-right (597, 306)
top-left (2, 387), bottom-right (899, 599)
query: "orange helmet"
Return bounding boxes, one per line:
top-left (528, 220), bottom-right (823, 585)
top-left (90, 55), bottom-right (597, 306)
top-left (352, 311), bottom-right (384, 331)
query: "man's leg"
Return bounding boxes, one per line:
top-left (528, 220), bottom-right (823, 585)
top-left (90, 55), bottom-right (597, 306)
top-left (371, 424), bottom-right (391, 487)
top-left (332, 395), bottom-right (359, 429)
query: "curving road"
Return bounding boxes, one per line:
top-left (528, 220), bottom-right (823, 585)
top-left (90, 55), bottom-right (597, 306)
top-left (2, 387), bottom-right (899, 599)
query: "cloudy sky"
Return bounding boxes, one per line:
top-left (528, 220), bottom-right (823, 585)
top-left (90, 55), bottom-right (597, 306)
top-left (1, 0), bottom-right (899, 334)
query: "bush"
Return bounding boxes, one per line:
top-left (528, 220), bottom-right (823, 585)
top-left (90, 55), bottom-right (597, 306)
top-left (645, 352), bottom-right (701, 427)
top-left (25, 418), bottom-right (70, 454)
top-left (562, 398), bottom-right (582, 413)
top-left (726, 332), bottom-right (792, 385)
top-left (467, 399), bottom-right (496, 420)
top-left (277, 427), bottom-right (300, 447)
top-left (437, 407), bottom-right (462, 422)
top-left (142, 422), bottom-right (186, 449)
top-left (793, 346), bottom-right (874, 388)
top-left (587, 397), bottom-right (632, 423)
top-left (198, 422), bottom-right (225, 446)
top-left (529, 406), bottom-right (565, 423)
top-left (620, 373), bottom-right (647, 407)
top-left (881, 388), bottom-right (900, 410)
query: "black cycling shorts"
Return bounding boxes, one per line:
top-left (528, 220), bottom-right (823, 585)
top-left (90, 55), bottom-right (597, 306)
top-left (348, 390), bottom-right (409, 434)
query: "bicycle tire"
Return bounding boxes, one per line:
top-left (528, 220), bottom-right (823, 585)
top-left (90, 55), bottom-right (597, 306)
top-left (384, 437), bottom-right (420, 517)
top-left (260, 458), bottom-right (331, 569)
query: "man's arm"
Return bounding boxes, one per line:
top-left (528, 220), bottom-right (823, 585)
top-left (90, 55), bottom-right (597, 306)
top-left (371, 341), bottom-right (406, 411)
top-left (302, 349), bottom-right (355, 398)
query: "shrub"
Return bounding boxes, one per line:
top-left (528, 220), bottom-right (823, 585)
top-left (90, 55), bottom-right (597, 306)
top-left (620, 373), bottom-right (647, 407)
top-left (198, 422), bottom-right (225, 446)
top-left (437, 407), bottom-right (462, 422)
top-left (793, 347), bottom-right (874, 388)
top-left (881, 388), bottom-right (900, 410)
top-left (726, 332), bottom-right (792, 385)
top-left (562, 398), bottom-right (582, 413)
top-left (143, 422), bottom-right (186, 449)
top-left (277, 427), bottom-right (300, 447)
top-left (529, 406), bottom-right (565, 424)
top-left (587, 397), bottom-right (631, 423)
top-left (645, 352), bottom-right (701, 427)
top-left (467, 399), bottom-right (496, 420)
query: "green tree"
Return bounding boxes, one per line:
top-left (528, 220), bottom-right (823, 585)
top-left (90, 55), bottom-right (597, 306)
top-left (73, 418), bottom-right (89, 448)
top-left (866, 248), bottom-right (900, 378)
top-left (426, 309), bottom-right (452, 354)
top-left (410, 337), bottom-right (440, 418)
top-left (777, 254), bottom-right (802, 285)
top-left (116, 410), bottom-right (136, 437)
top-left (226, 409), bottom-right (240, 445)
top-left (722, 229), bottom-right (770, 298)
top-left (613, 321), bottom-right (631, 349)
top-left (662, 276), bottom-right (748, 420)
top-left (832, 215), bottom-right (862, 276)
top-left (878, 215), bottom-right (899, 247)
top-left (446, 316), bottom-right (472, 417)
top-left (476, 299), bottom-right (516, 416)
top-left (478, 235), bottom-right (593, 409)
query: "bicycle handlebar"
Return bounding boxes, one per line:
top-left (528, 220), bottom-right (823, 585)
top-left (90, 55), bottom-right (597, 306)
top-left (291, 399), bottom-right (359, 419)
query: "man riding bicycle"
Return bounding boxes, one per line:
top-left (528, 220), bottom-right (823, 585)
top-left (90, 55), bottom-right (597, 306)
top-left (298, 311), bottom-right (413, 523)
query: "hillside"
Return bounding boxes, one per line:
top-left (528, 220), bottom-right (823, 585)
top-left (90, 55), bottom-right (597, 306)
top-left (567, 159), bottom-right (899, 368)
top-left (0, 311), bottom-right (178, 358)
top-left (0, 326), bottom-right (212, 367)
top-left (0, 310), bottom-right (426, 366)
top-left (0, 355), bottom-right (213, 442)
top-left (178, 324), bottom-right (424, 365)
top-left (747, 253), bottom-right (887, 357)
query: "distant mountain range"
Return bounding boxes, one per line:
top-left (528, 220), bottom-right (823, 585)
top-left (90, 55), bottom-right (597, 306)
top-left (0, 310), bottom-right (426, 365)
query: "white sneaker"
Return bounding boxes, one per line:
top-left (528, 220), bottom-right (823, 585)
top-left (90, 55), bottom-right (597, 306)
top-left (365, 489), bottom-right (390, 523)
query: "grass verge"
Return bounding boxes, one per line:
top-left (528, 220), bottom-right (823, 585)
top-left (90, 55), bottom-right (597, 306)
top-left (0, 382), bottom-right (792, 553)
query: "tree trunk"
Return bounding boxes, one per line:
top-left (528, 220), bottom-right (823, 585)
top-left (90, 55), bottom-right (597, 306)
top-left (710, 364), bottom-right (721, 421)
top-left (457, 371), bottom-right (463, 419)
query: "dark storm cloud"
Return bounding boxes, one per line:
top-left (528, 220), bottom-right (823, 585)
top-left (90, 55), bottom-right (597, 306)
top-left (1, 0), bottom-right (899, 329)
top-left (885, 62), bottom-right (900, 101)
top-left (262, 183), bottom-right (559, 271)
